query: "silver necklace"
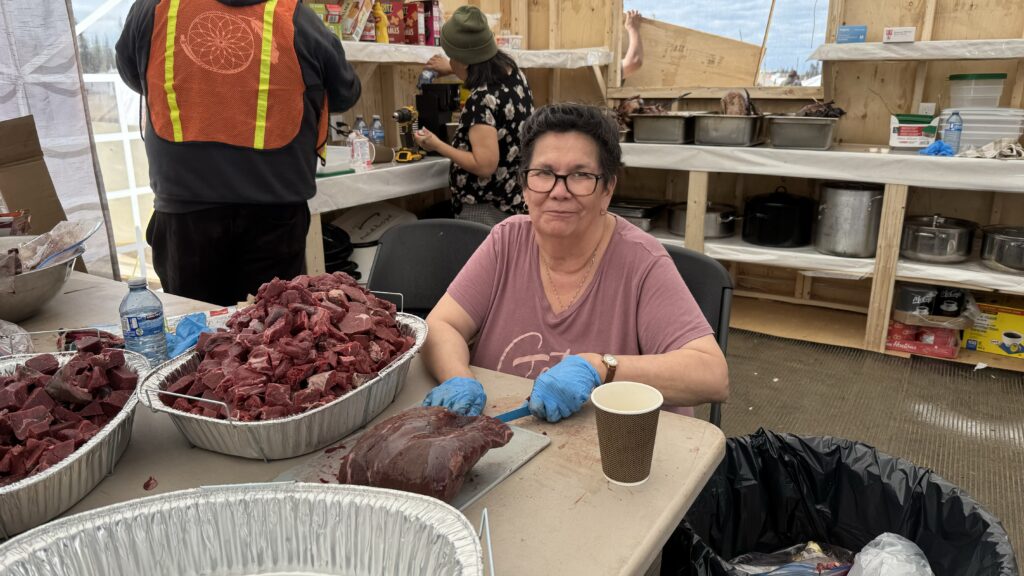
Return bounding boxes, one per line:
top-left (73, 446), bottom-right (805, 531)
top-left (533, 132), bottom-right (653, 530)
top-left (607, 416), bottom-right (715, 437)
top-left (541, 217), bottom-right (606, 312)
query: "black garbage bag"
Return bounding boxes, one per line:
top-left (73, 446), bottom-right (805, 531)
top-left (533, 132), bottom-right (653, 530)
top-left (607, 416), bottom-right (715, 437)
top-left (662, 429), bottom-right (1018, 576)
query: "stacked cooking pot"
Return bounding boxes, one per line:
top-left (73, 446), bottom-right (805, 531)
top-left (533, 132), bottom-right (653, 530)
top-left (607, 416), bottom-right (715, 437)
top-left (900, 215), bottom-right (1024, 273)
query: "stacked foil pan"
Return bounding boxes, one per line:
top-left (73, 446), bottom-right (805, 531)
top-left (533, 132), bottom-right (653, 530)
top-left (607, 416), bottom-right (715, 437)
top-left (0, 351), bottom-right (150, 539)
top-left (138, 314), bottom-right (427, 460)
top-left (0, 483), bottom-right (483, 575)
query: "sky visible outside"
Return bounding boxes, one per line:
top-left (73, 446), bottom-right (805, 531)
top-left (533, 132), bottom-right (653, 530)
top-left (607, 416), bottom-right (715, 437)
top-left (624, 0), bottom-right (829, 75)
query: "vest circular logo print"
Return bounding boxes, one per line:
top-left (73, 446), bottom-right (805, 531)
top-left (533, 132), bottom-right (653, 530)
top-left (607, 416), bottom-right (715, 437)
top-left (181, 12), bottom-right (257, 74)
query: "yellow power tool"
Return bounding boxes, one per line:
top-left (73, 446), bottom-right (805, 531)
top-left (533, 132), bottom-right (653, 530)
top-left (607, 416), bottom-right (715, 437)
top-left (392, 106), bottom-right (424, 163)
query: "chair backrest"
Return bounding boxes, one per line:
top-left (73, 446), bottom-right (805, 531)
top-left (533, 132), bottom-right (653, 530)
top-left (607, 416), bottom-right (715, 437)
top-left (367, 219), bottom-right (492, 317)
top-left (663, 244), bottom-right (733, 427)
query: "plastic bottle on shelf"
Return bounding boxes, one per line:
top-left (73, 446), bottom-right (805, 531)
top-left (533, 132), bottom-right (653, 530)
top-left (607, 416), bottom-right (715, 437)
top-left (119, 278), bottom-right (168, 366)
top-left (943, 111), bottom-right (963, 154)
top-left (370, 115), bottom-right (385, 145)
top-left (354, 115), bottom-right (369, 138)
top-left (350, 130), bottom-right (373, 172)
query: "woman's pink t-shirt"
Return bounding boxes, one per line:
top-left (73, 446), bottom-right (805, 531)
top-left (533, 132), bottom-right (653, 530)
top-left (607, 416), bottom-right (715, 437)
top-left (447, 215), bottom-right (714, 415)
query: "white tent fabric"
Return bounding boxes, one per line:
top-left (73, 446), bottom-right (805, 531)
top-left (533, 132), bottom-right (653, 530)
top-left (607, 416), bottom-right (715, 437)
top-left (0, 0), bottom-right (117, 278)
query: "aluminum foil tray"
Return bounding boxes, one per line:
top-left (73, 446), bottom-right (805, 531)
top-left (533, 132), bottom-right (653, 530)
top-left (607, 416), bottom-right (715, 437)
top-left (0, 351), bottom-right (150, 540)
top-left (138, 314), bottom-right (427, 460)
top-left (0, 482), bottom-right (483, 576)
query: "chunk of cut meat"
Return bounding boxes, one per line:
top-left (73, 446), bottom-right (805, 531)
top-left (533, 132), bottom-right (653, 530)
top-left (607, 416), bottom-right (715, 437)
top-left (24, 354), bottom-right (60, 376)
top-left (337, 407), bottom-right (513, 503)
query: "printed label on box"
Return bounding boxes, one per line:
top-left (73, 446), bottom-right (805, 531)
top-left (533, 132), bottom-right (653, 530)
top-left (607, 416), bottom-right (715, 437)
top-left (963, 303), bottom-right (1024, 358)
top-left (836, 25), bottom-right (867, 44)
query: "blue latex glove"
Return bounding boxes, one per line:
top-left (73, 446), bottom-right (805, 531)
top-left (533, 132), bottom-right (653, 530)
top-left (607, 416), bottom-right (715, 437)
top-left (423, 377), bottom-right (487, 416)
top-left (166, 313), bottom-right (213, 358)
top-left (529, 355), bottom-right (602, 423)
top-left (919, 141), bottom-right (955, 157)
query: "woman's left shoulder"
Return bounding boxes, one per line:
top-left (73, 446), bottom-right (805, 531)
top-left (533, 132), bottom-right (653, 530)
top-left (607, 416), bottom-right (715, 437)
top-left (609, 217), bottom-right (672, 267)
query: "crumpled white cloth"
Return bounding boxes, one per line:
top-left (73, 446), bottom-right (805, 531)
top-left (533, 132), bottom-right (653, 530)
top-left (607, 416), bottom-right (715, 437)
top-left (959, 138), bottom-right (1024, 159)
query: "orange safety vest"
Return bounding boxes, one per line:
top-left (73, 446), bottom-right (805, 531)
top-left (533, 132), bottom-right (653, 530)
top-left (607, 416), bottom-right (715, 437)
top-left (146, 0), bottom-right (328, 155)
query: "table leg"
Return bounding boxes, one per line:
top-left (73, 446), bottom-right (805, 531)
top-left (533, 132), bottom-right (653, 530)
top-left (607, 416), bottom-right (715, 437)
top-left (305, 212), bottom-right (326, 276)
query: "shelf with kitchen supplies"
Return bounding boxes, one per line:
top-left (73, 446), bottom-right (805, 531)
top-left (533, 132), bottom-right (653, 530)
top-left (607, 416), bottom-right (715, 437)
top-left (896, 258), bottom-right (1024, 296)
top-left (810, 39), bottom-right (1024, 62)
top-left (342, 41), bottom-right (613, 69)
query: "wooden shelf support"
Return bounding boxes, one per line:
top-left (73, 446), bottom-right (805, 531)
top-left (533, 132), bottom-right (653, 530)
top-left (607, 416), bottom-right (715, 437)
top-left (864, 183), bottom-right (909, 352)
top-left (684, 171), bottom-right (710, 252)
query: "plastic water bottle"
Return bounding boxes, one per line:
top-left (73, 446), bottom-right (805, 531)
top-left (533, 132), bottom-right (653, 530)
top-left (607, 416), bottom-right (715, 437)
top-left (354, 115), bottom-right (369, 138)
top-left (119, 278), bottom-right (168, 366)
top-left (370, 115), bottom-right (385, 145)
top-left (417, 69), bottom-right (438, 89)
top-left (350, 131), bottom-right (373, 171)
top-left (943, 111), bottom-right (963, 154)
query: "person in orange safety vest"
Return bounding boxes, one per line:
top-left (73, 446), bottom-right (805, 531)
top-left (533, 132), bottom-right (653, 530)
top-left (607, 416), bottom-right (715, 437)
top-left (116, 0), bottom-right (360, 305)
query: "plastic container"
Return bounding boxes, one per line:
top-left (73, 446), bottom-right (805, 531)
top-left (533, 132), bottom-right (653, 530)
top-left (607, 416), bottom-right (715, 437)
top-left (949, 73), bottom-right (1007, 108)
top-left (353, 115), bottom-right (369, 138)
top-left (119, 278), bottom-right (167, 366)
top-left (768, 116), bottom-right (837, 150)
top-left (349, 131), bottom-right (374, 172)
top-left (370, 115), bottom-right (385, 145)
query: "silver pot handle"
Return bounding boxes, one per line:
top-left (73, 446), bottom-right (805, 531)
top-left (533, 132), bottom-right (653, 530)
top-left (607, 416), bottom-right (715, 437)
top-left (718, 215), bottom-right (736, 223)
top-left (913, 230), bottom-right (937, 238)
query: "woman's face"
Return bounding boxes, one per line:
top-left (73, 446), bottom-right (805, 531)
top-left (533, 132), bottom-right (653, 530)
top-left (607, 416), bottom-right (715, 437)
top-left (524, 132), bottom-right (615, 241)
top-left (451, 58), bottom-right (469, 81)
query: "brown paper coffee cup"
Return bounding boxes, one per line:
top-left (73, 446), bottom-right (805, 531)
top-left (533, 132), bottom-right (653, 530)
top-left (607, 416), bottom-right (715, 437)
top-left (591, 381), bottom-right (663, 486)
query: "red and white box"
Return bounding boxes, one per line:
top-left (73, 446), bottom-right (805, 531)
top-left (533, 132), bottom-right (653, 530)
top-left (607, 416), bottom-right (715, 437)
top-left (404, 1), bottom-right (426, 45)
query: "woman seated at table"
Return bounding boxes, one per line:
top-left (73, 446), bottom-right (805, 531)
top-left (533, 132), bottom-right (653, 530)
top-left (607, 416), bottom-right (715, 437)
top-left (420, 103), bottom-right (729, 422)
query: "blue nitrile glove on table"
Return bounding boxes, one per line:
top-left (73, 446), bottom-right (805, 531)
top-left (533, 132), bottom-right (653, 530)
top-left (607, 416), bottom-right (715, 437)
top-left (423, 377), bottom-right (487, 416)
top-left (529, 355), bottom-right (602, 423)
top-left (919, 141), bottom-right (955, 157)
top-left (165, 313), bottom-right (213, 358)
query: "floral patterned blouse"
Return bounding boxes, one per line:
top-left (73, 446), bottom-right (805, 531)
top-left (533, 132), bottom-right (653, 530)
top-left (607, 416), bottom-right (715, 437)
top-left (449, 69), bottom-right (534, 215)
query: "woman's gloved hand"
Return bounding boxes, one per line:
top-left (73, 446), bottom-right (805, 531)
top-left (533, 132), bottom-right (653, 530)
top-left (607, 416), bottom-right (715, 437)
top-left (529, 355), bottom-right (602, 423)
top-left (423, 377), bottom-right (487, 416)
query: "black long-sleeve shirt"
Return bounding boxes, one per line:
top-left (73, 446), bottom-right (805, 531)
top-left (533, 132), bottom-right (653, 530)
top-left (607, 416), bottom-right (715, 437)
top-left (116, 0), bottom-right (360, 212)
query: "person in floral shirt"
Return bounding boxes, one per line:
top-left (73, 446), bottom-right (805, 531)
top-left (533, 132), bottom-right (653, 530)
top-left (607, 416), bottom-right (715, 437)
top-left (415, 6), bottom-right (534, 225)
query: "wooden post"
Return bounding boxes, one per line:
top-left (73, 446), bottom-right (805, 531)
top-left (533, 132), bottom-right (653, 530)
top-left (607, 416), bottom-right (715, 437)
top-left (864, 183), bottom-right (909, 352)
top-left (506, 0), bottom-right (529, 47)
top-left (754, 0), bottom-right (777, 85)
top-left (823, 0), bottom-right (846, 103)
top-left (548, 1), bottom-right (560, 103)
top-left (609, 0), bottom-right (624, 89)
top-left (684, 171), bottom-right (709, 252)
top-left (910, 0), bottom-right (937, 111)
top-left (1012, 22), bottom-right (1024, 108)
top-left (305, 212), bottom-right (326, 275)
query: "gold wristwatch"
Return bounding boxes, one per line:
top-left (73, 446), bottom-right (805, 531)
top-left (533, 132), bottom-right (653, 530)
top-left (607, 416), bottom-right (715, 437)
top-left (601, 354), bottom-right (618, 384)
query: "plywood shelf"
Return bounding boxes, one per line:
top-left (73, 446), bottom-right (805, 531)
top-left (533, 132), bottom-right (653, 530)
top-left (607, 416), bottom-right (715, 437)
top-left (620, 143), bottom-right (1024, 194)
top-left (342, 42), bottom-right (612, 69)
top-left (811, 39), bottom-right (1024, 62)
top-left (896, 258), bottom-right (1024, 295)
top-left (729, 296), bottom-right (868, 350)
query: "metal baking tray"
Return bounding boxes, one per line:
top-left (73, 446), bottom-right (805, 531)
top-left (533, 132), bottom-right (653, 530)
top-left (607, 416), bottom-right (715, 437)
top-left (0, 483), bottom-right (484, 575)
top-left (0, 351), bottom-right (150, 539)
top-left (631, 112), bottom-right (706, 145)
top-left (608, 198), bottom-right (667, 219)
top-left (695, 115), bottom-right (764, 146)
top-left (138, 314), bottom-right (427, 461)
top-left (768, 115), bottom-right (838, 150)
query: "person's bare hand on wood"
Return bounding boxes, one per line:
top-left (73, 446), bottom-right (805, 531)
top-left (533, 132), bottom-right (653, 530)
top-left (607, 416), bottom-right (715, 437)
top-left (425, 55), bottom-right (453, 76)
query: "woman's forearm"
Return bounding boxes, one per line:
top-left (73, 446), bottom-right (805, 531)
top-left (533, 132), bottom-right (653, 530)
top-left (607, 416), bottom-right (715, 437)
top-left (578, 341), bottom-right (728, 407)
top-left (433, 140), bottom-right (496, 178)
top-left (422, 318), bottom-right (477, 383)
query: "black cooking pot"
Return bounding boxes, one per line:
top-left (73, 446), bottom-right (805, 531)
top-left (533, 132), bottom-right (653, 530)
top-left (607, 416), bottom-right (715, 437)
top-left (742, 186), bottom-right (817, 247)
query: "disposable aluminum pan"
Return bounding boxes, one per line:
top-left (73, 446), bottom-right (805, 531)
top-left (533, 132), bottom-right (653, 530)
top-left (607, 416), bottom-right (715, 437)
top-left (695, 115), bottom-right (764, 146)
top-left (0, 482), bottom-right (484, 576)
top-left (138, 314), bottom-right (427, 460)
top-left (0, 351), bottom-right (150, 539)
top-left (768, 115), bottom-right (837, 150)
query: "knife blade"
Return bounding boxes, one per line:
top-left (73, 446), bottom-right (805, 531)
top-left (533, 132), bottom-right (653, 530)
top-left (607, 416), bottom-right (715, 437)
top-left (494, 403), bottom-right (531, 423)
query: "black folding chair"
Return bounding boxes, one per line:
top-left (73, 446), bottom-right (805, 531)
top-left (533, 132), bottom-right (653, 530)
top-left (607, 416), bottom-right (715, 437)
top-left (367, 219), bottom-right (492, 318)
top-left (663, 244), bottom-right (733, 428)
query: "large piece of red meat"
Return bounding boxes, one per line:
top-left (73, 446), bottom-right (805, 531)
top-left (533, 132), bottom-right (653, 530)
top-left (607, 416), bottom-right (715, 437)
top-left (337, 406), bottom-right (513, 503)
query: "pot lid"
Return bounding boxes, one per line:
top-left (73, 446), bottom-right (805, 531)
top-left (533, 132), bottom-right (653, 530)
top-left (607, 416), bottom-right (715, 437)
top-left (821, 181), bottom-right (884, 192)
top-left (748, 190), bottom-right (814, 209)
top-left (669, 202), bottom-right (736, 214)
top-left (904, 214), bottom-right (978, 231)
top-left (983, 225), bottom-right (1024, 240)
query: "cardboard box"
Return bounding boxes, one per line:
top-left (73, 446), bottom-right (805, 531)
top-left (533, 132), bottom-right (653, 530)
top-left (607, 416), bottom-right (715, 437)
top-left (381, 1), bottom-right (405, 44)
top-left (884, 26), bottom-right (917, 43)
top-left (424, 0), bottom-right (442, 47)
top-left (963, 302), bottom-right (1024, 358)
top-left (341, 0), bottom-right (373, 41)
top-left (404, 1), bottom-right (426, 45)
top-left (886, 321), bottom-right (960, 359)
top-left (889, 114), bottom-right (938, 148)
top-left (323, 4), bottom-right (343, 24)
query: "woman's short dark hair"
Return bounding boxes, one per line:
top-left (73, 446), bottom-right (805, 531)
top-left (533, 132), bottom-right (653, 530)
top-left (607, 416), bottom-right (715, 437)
top-left (519, 103), bottom-right (622, 181)
top-left (464, 50), bottom-right (519, 90)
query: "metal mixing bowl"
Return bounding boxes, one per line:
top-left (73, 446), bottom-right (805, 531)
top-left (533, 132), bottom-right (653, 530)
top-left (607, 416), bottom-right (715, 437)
top-left (0, 236), bottom-right (83, 323)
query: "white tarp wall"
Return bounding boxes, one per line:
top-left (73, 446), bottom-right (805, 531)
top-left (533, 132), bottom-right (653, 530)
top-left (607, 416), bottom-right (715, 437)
top-left (0, 0), bottom-right (117, 278)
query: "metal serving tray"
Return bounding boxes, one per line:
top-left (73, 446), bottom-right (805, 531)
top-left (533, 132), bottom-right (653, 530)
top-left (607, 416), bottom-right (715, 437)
top-left (695, 114), bottom-right (764, 146)
top-left (631, 112), bottom-right (706, 144)
top-left (768, 115), bottom-right (838, 150)
top-left (137, 314), bottom-right (427, 461)
top-left (0, 351), bottom-right (149, 539)
top-left (0, 483), bottom-right (484, 576)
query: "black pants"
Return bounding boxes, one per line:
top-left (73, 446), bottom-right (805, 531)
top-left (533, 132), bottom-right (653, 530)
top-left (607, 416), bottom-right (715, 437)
top-left (146, 204), bottom-right (310, 306)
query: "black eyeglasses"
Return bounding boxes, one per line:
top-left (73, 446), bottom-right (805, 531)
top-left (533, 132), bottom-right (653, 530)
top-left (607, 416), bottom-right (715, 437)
top-left (520, 168), bottom-right (604, 197)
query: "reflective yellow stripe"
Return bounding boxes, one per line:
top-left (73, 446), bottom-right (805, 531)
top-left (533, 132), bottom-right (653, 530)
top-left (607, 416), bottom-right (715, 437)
top-left (253, 0), bottom-right (279, 149)
top-left (164, 0), bottom-right (183, 142)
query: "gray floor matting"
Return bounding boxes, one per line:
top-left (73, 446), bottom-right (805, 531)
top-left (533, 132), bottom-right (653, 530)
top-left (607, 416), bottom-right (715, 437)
top-left (694, 329), bottom-right (1024, 556)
